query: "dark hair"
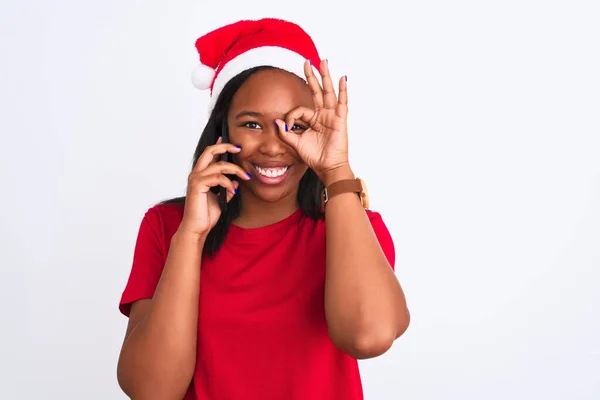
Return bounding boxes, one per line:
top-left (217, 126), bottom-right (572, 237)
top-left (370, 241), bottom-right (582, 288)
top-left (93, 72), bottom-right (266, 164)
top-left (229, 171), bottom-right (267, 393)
top-left (160, 66), bottom-right (324, 256)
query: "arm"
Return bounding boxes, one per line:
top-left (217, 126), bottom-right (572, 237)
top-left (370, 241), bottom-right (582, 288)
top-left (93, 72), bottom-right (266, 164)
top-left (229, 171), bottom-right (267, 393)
top-left (117, 230), bottom-right (204, 400)
top-left (116, 140), bottom-right (246, 399)
top-left (323, 166), bottom-right (410, 360)
top-left (275, 60), bottom-right (409, 359)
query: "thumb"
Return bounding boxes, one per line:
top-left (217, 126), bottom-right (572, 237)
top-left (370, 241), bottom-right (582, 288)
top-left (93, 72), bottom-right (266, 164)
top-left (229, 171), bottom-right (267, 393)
top-left (275, 119), bottom-right (301, 150)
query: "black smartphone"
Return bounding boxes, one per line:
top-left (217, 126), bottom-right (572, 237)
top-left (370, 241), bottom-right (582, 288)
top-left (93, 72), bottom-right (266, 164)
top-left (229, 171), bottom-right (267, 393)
top-left (219, 119), bottom-right (231, 213)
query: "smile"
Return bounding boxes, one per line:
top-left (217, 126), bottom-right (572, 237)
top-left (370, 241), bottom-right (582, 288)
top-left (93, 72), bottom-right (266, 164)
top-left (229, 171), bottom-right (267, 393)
top-left (252, 164), bottom-right (292, 185)
top-left (254, 165), bottom-right (289, 178)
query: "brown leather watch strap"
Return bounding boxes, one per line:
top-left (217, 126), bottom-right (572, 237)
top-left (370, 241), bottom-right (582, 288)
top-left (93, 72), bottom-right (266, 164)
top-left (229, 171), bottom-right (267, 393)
top-left (321, 178), bottom-right (364, 209)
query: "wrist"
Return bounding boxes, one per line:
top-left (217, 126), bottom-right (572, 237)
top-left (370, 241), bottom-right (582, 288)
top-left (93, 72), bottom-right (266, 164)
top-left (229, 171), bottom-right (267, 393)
top-left (173, 227), bottom-right (208, 245)
top-left (320, 164), bottom-right (355, 187)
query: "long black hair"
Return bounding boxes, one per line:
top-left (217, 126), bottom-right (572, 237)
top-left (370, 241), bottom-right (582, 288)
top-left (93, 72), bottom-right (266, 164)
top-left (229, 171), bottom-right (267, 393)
top-left (160, 66), bottom-right (324, 257)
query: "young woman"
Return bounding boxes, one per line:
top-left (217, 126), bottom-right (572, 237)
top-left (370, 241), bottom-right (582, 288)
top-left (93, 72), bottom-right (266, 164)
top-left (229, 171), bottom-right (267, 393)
top-left (117, 18), bottom-right (410, 400)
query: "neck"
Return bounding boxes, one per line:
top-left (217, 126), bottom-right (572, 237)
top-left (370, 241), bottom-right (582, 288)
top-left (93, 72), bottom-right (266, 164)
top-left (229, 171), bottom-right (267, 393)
top-left (234, 188), bottom-right (299, 229)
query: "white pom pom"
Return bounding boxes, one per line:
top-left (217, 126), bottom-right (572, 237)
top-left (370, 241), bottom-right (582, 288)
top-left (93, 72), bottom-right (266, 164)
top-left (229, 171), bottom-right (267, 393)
top-left (191, 63), bottom-right (215, 90)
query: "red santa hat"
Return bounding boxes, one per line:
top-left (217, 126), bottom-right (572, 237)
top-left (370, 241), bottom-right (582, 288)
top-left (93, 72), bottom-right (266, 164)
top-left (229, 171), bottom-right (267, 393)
top-left (191, 18), bottom-right (322, 113)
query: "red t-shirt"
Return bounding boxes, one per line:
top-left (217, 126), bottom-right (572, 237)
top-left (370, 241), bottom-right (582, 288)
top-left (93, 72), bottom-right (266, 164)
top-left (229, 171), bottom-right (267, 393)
top-left (119, 203), bottom-right (395, 400)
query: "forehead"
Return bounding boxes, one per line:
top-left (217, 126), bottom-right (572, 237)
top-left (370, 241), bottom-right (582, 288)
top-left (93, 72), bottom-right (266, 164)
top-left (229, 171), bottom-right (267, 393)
top-left (229, 68), bottom-right (313, 116)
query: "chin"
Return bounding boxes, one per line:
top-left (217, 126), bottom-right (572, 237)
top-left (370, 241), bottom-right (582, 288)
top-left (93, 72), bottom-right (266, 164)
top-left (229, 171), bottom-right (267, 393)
top-left (247, 180), bottom-right (299, 204)
top-left (254, 190), bottom-right (294, 204)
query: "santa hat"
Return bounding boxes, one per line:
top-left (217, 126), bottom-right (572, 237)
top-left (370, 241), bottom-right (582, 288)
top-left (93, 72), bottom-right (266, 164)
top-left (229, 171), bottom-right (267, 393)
top-left (191, 18), bottom-right (322, 113)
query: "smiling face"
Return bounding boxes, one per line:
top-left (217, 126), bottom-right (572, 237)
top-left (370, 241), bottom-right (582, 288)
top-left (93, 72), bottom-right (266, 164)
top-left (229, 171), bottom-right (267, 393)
top-left (227, 68), bottom-right (314, 205)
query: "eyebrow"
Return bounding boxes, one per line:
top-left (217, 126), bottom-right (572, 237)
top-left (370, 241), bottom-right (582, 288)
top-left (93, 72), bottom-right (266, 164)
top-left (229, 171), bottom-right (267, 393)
top-left (234, 110), bottom-right (264, 119)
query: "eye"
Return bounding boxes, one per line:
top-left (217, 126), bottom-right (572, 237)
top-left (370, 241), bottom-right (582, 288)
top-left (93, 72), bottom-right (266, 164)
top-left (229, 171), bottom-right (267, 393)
top-left (241, 121), bottom-right (262, 129)
top-left (292, 124), bottom-right (307, 131)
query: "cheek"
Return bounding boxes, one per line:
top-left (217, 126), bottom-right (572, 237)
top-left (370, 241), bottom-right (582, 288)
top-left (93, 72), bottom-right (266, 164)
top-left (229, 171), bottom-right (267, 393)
top-left (231, 153), bottom-right (253, 171)
top-left (227, 129), bottom-right (248, 148)
top-left (228, 133), bottom-right (255, 162)
top-left (288, 147), bottom-right (304, 163)
top-left (293, 164), bottom-right (309, 179)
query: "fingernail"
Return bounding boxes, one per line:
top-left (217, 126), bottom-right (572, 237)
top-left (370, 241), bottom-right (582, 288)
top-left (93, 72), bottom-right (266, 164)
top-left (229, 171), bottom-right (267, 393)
top-left (234, 188), bottom-right (237, 194)
top-left (285, 124), bottom-right (289, 132)
top-left (235, 145), bottom-right (241, 149)
top-left (247, 172), bottom-right (252, 178)
top-left (345, 75), bottom-right (347, 82)
top-left (308, 59), bottom-right (312, 65)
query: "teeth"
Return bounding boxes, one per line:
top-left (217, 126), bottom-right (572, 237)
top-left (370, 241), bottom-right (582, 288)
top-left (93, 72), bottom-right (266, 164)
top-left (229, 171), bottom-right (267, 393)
top-left (255, 165), bottom-right (288, 178)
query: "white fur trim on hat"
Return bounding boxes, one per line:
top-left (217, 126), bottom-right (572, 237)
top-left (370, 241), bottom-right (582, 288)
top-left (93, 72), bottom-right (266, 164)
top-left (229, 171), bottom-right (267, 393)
top-left (207, 46), bottom-right (320, 114)
top-left (191, 63), bottom-right (216, 90)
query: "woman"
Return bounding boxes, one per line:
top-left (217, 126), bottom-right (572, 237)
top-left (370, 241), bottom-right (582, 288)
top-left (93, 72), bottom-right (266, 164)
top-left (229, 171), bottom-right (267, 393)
top-left (117, 18), bottom-right (410, 400)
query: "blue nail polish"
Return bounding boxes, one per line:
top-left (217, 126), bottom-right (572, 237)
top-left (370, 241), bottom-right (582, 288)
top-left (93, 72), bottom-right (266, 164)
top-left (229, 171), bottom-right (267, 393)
top-left (235, 145), bottom-right (241, 148)
top-left (285, 124), bottom-right (289, 132)
top-left (345, 75), bottom-right (347, 82)
top-left (234, 188), bottom-right (237, 194)
top-left (247, 172), bottom-right (252, 178)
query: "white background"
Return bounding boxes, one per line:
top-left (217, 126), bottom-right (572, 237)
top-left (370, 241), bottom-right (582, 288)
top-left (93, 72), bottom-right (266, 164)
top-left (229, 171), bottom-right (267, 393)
top-left (1, 0), bottom-right (599, 399)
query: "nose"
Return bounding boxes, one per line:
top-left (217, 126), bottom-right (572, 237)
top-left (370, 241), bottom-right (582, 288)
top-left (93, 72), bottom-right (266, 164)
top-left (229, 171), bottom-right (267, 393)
top-left (258, 122), bottom-right (287, 156)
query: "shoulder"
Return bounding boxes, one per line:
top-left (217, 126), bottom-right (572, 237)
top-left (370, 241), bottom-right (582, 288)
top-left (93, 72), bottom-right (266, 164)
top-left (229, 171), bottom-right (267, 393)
top-left (119, 202), bottom-right (185, 316)
top-left (144, 202), bottom-right (185, 224)
top-left (137, 202), bottom-right (185, 245)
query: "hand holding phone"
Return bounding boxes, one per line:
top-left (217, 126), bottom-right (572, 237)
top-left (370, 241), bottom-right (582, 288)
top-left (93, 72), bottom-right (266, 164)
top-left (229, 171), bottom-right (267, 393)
top-left (178, 134), bottom-right (247, 237)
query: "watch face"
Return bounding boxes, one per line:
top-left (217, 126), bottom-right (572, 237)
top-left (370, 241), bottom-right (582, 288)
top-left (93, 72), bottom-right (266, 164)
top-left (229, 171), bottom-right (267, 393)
top-left (358, 178), bottom-right (370, 209)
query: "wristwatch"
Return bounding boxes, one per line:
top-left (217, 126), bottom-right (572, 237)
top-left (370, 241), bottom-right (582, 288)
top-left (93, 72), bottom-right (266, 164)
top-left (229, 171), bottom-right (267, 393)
top-left (321, 178), bottom-right (369, 210)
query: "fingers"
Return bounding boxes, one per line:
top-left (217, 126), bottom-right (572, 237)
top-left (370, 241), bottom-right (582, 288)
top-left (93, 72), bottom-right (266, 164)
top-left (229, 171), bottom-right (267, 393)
top-left (284, 106), bottom-right (316, 128)
top-left (304, 59), bottom-right (323, 109)
top-left (194, 140), bottom-right (241, 171)
top-left (336, 75), bottom-right (348, 118)
top-left (191, 173), bottom-right (237, 196)
top-left (304, 59), bottom-right (345, 112)
top-left (274, 105), bottom-right (316, 149)
top-left (318, 59), bottom-right (337, 109)
top-left (187, 137), bottom-right (250, 199)
top-left (274, 118), bottom-right (301, 150)
top-left (202, 160), bottom-right (252, 182)
top-left (224, 181), bottom-right (240, 203)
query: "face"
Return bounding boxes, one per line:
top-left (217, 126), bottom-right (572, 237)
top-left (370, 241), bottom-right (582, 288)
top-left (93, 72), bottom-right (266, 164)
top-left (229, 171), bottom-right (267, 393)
top-left (227, 68), bottom-right (314, 204)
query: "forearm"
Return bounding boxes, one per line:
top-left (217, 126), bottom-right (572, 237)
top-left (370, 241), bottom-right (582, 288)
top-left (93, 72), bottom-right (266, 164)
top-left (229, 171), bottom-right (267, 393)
top-left (118, 230), bottom-right (203, 399)
top-left (323, 168), bottom-right (409, 359)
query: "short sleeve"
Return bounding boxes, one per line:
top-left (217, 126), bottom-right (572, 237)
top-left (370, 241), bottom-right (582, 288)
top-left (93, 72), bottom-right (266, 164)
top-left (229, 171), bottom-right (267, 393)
top-left (367, 211), bottom-right (396, 271)
top-left (119, 207), bottom-right (167, 317)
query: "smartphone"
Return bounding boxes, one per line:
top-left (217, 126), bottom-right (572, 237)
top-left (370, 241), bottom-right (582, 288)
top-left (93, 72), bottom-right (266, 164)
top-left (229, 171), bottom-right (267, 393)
top-left (219, 118), bottom-right (231, 213)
